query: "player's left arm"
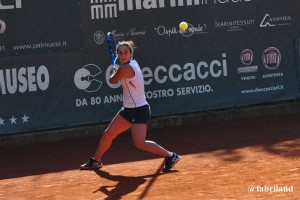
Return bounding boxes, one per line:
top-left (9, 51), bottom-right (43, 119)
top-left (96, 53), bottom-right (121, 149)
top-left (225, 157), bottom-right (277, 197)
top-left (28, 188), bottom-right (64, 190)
top-left (109, 65), bottom-right (135, 84)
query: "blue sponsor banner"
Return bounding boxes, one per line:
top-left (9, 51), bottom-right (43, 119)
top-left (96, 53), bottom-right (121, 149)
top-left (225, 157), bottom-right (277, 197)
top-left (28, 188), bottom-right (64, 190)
top-left (1, 0), bottom-right (300, 135)
top-left (1, 35), bottom-right (298, 134)
top-left (138, 34), bottom-right (298, 115)
top-left (0, 52), bottom-right (119, 134)
top-left (0, 0), bottom-right (82, 57)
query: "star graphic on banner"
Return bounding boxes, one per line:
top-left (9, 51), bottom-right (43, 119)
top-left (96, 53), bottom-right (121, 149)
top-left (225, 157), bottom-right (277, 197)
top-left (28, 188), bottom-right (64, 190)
top-left (0, 117), bottom-right (4, 125)
top-left (22, 114), bottom-right (29, 123)
top-left (10, 116), bottom-right (17, 124)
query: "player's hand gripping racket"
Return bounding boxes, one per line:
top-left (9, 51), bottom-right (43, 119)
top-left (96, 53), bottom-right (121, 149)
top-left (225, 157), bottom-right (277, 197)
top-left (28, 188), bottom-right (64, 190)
top-left (107, 32), bottom-right (118, 66)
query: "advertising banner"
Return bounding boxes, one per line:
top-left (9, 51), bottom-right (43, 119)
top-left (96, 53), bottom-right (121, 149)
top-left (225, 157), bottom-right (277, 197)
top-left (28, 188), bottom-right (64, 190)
top-left (0, 0), bottom-right (82, 57)
top-left (1, 37), bottom-right (298, 134)
top-left (1, 0), bottom-right (300, 135)
top-left (83, 0), bottom-right (299, 113)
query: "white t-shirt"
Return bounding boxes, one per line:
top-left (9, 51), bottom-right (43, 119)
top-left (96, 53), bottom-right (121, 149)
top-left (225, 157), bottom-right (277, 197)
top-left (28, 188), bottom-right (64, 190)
top-left (120, 59), bottom-right (148, 108)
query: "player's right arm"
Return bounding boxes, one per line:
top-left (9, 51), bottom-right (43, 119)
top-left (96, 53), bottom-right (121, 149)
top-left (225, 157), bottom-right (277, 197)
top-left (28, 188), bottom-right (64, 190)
top-left (109, 65), bottom-right (135, 84)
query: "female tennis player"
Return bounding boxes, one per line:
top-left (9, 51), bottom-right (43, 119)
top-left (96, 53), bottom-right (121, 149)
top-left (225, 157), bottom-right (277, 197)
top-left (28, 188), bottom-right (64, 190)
top-left (80, 40), bottom-right (180, 171)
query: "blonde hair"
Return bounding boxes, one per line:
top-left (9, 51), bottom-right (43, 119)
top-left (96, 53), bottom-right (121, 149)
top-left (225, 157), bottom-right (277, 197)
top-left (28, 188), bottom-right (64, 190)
top-left (116, 40), bottom-right (135, 54)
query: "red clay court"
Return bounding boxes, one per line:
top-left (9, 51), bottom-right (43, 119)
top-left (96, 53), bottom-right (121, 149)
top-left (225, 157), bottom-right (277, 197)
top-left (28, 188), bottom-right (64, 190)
top-left (0, 112), bottom-right (299, 199)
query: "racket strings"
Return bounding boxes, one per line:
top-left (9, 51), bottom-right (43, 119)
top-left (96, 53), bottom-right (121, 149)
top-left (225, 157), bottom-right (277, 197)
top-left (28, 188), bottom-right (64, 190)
top-left (107, 32), bottom-right (118, 65)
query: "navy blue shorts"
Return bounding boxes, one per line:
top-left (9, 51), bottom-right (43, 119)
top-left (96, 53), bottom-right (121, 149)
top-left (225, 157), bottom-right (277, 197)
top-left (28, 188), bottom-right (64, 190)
top-left (118, 104), bottom-right (151, 124)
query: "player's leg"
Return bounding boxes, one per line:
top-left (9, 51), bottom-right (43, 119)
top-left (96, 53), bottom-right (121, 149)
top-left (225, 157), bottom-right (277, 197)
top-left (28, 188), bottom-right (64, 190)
top-left (93, 114), bottom-right (131, 160)
top-left (131, 124), bottom-right (180, 171)
top-left (80, 113), bottom-right (131, 170)
top-left (129, 105), bottom-right (169, 156)
top-left (131, 124), bottom-right (169, 157)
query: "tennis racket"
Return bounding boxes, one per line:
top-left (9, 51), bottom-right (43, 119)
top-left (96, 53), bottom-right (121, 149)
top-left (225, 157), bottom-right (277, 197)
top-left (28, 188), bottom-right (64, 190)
top-left (106, 32), bottom-right (118, 66)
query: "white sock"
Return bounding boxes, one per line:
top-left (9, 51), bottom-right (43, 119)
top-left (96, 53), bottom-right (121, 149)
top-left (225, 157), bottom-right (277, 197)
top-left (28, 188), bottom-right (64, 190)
top-left (168, 152), bottom-right (173, 157)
